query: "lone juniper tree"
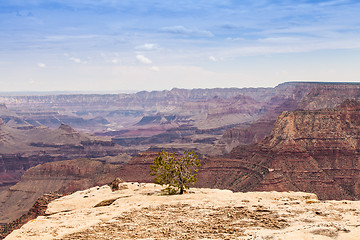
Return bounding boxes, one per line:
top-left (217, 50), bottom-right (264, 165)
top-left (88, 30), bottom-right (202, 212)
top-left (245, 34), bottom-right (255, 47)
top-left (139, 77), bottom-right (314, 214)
top-left (150, 150), bottom-right (201, 194)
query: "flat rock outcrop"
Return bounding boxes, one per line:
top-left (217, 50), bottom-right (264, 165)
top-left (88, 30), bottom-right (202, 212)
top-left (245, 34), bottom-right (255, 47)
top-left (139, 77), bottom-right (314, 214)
top-left (4, 183), bottom-right (360, 240)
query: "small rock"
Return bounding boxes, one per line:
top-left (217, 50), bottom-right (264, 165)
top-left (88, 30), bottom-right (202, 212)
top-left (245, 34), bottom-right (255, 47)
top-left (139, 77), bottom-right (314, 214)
top-left (108, 178), bottom-right (124, 191)
top-left (306, 199), bottom-right (319, 204)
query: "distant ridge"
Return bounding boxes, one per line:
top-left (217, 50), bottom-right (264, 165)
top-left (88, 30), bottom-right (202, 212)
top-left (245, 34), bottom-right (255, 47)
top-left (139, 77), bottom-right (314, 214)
top-left (0, 90), bottom-right (136, 96)
top-left (0, 82), bottom-right (359, 97)
top-left (284, 81), bottom-right (360, 85)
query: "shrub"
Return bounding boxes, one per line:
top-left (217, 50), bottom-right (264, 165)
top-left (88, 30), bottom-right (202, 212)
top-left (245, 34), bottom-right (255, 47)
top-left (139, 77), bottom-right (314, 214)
top-left (150, 150), bottom-right (201, 194)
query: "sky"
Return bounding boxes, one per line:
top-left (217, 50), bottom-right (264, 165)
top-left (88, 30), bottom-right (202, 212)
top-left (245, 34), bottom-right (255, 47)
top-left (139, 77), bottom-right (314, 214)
top-left (1, 0), bottom-right (360, 92)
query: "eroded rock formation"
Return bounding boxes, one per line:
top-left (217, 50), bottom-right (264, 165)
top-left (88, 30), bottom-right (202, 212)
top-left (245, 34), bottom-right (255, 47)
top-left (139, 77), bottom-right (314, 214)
top-left (0, 122), bottom-right (124, 190)
top-left (0, 155), bottom-right (130, 224)
top-left (0, 192), bottom-right (64, 239)
top-left (228, 99), bottom-right (360, 200)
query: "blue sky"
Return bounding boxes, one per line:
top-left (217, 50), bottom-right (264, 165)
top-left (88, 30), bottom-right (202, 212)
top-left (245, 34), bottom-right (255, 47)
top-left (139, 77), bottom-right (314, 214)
top-left (1, 0), bottom-right (359, 91)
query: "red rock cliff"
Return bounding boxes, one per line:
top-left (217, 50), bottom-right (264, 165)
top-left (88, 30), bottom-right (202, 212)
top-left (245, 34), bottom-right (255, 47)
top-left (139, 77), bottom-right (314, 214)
top-left (229, 99), bottom-right (360, 200)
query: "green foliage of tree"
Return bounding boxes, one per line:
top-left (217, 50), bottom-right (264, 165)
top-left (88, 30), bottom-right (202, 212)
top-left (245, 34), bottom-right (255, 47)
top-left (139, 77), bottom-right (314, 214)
top-left (150, 150), bottom-right (201, 194)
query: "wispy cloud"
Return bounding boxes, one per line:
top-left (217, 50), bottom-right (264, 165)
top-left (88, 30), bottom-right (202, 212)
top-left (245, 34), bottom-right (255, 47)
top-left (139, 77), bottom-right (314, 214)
top-left (37, 62), bottom-right (46, 68)
top-left (136, 55), bottom-right (152, 64)
top-left (135, 43), bottom-right (158, 51)
top-left (161, 25), bottom-right (214, 37)
top-left (318, 0), bottom-right (350, 7)
top-left (219, 37), bottom-right (360, 58)
top-left (257, 37), bottom-right (301, 44)
top-left (43, 35), bottom-right (105, 42)
top-left (69, 57), bottom-right (87, 64)
top-left (209, 56), bottom-right (217, 62)
top-left (150, 66), bottom-right (160, 71)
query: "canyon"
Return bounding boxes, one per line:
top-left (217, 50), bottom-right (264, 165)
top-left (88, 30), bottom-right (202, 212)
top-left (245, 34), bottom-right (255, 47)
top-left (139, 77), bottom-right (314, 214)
top-left (2, 82), bottom-right (359, 155)
top-left (1, 81), bottom-right (360, 230)
top-left (0, 155), bottom-right (130, 224)
top-left (0, 120), bottom-right (125, 189)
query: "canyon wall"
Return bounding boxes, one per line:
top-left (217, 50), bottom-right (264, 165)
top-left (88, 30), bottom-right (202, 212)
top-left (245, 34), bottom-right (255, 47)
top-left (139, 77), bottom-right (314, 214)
top-left (0, 154), bottom-right (130, 224)
top-left (229, 99), bottom-right (360, 200)
top-left (0, 123), bottom-right (124, 189)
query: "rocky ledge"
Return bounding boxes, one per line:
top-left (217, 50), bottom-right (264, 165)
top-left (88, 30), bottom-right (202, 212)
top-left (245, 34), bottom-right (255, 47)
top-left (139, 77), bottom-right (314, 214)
top-left (4, 182), bottom-right (360, 240)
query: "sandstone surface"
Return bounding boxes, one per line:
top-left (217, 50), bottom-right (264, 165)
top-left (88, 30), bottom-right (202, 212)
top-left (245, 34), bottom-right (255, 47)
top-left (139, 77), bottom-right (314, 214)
top-left (5, 182), bottom-right (360, 240)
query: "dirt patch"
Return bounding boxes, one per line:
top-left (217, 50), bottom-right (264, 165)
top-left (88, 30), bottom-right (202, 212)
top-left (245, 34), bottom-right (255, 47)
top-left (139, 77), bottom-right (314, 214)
top-left (62, 203), bottom-right (288, 240)
top-left (311, 228), bottom-right (339, 238)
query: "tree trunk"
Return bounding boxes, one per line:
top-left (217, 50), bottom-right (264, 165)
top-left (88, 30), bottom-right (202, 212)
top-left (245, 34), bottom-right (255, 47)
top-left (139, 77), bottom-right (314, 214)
top-left (180, 186), bottom-right (184, 194)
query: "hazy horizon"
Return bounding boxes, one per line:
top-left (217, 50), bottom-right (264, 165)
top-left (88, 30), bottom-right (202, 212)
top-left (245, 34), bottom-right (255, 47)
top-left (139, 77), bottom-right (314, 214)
top-left (1, 81), bottom-right (360, 97)
top-left (1, 1), bottom-right (360, 92)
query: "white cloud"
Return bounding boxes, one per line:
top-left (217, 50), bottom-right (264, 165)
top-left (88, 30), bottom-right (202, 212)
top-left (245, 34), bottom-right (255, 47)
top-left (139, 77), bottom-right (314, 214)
top-left (209, 56), bottom-right (217, 62)
top-left (258, 37), bottom-right (301, 43)
top-left (69, 57), bottom-right (87, 64)
top-left (135, 43), bottom-right (157, 51)
top-left (44, 35), bottom-right (103, 41)
top-left (215, 36), bottom-right (360, 59)
top-left (150, 66), bottom-right (160, 71)
top-left (136, 55), bottom-right (152, 64)
top-left (226, 37), bottom-right (244, 41)
top-left (37, 62), bottom-right (46, 68)
top-left (70, 57), bottom-right (81, 63)
top-left (161, 25), bottom-right (214, 37)
top-left (318, 0), bottom-right (348, 7)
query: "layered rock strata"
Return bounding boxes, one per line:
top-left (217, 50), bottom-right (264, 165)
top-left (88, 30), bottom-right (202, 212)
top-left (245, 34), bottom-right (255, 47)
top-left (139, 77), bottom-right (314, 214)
top-left (229, 99), bottom-right (360, 200)
top-left (0, 123), bottom-right (124, 189)
top-left (0, 155), bottom-right (130, 224)
top-left (0, 193), bottom-right (64, 239)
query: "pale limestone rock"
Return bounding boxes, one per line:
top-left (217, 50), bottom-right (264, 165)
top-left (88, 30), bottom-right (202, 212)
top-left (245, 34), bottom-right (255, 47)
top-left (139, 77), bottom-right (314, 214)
top-left (5, 183), bottom-right (360, 240)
